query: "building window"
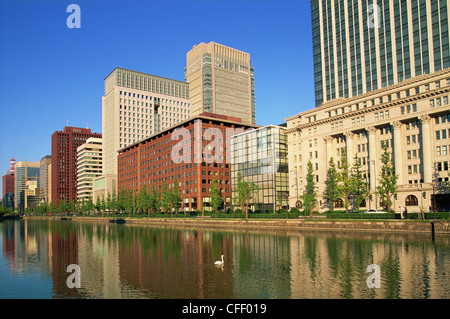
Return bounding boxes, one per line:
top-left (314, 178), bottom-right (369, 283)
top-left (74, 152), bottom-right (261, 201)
top-left (405, 195), bottom-right (418, 206)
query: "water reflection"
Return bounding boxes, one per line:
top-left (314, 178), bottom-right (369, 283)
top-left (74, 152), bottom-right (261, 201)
top-left (0, 219), bottom-right (449, 299)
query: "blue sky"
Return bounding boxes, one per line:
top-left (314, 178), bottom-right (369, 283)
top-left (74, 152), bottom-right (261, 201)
top-left (0, 0), bottom-right (314, 190)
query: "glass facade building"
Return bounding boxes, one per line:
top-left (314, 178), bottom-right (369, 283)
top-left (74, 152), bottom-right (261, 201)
top-left (312, 0), bottom-right (450, 107)
top-left (231, 125), bottom-right (289, 212)
top-left (14, 161), bottom-right (40, 213)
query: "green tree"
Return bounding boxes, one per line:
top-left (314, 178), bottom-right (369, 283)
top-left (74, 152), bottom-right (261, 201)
top-left (351, 154), bottom-right (369, 211)
top-left (338, 150), bottom-right (352, 214)
top-left (58, 200), bottom-right (68, 215)
top-left (323, 157), bottom-right (340, 212)
top-left (149, 185), bottom-right (159, 217)
top-left (106, 192), bottom-right (112, 216)
top-left (376, 144), bottom-right (398, 213)
top-left (100, 195), bottom-right (106, 218)
top-left (49, 201), bottom-right (57, 215)
top-left (160, 182), bottom-right (170, 215)
top-left (85, 195), bottom-right (94, 215)
top-left (123, 190), bottom-right (134, 218)
top-left (302, 161), bottom-right (317, 217)
top-left (209, 177), bottom-right (223, 215)
top-left (169, 178), bottom-right (182, 216)
top-left (138, 185), bottom-right (149, 216)
top-left (117, 189), bottom-right (127, 214)
top-left (0, 204), bottom-right (10, 216)
top-left (94, 195), bottom-right (101, 215)
top-left (234, 172), bottom-right (259, 220)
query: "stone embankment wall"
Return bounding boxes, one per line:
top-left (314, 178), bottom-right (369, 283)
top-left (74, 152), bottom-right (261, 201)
top-left (26, 216), bottom-right (450, 234)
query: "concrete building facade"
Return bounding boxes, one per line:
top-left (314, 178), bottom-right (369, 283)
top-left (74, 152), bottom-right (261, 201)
top-left (39, 155), bottom-right (52, 203)
top-left (185, 42), bottom-right (255, 125)
top-left (286, 67), bottom-right (450, 213)
top-left (77, 137), bottom-right (102, 201)
top-left (100, 67), bottom-right (191, 197)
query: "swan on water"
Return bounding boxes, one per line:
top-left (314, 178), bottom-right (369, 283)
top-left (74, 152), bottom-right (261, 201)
top-left (214, 255), bottom-right (224, 266)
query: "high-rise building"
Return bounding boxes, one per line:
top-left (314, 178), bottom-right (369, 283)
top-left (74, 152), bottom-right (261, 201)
top-left (2, 157), bottom-right (15, 209)
top-left (2, 172), bottom-right (15, 209)
top-left (77, 137), bottom-right (102, 201)
top-left (99, 67), bottom-right (191, 197)
top-left (51, 126), bottom-right (101, 205)
top-left (14, 161), bottom-right (40, 212)
top-left (312, 0), bottom-right (450, 107)
top-left (185, 41), bottom-right (255, 125)
top-left (2, 172), bottom-right (14, 198)
top-left (39, 155), bottom-right (52, 203)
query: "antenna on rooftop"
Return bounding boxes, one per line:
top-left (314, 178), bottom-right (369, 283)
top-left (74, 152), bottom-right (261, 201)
top-left (67, 120), bottom-right (69, 126)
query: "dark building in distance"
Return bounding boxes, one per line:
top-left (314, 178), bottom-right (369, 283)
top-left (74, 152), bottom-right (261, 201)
top-left (51, 126), bottom-right (101, 205)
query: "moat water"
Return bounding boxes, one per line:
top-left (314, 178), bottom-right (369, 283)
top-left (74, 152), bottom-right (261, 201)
top-left (0, 219), bottom-right (449, 299)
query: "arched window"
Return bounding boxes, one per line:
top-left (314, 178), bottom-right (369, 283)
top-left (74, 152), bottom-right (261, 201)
top-left (335, 198), bottom-right (344, 208)
top-left (405, 195), bottom-right (418, 206)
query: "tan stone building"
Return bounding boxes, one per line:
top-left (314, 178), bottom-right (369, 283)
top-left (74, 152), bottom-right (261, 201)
top-left (39, 155), bottom-right (51, 203)
top-left (77, 137), bottom-right (102, 201)
top-left (99, 67), bottom-right (191, 197)
top-left (286, 68), bottom-right (450, 213)
top-left (185, 41), bottom-right (255, 125)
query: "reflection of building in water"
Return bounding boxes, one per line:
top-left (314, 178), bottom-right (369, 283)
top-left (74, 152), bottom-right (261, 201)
top-left (77, 223), bottom-right (121, 298)
top-left (116, 228), bottom-right (235, 298)
top-left (1, 220), bottom-right (447, 298)
top-left (50, 224), bottom-right (80, 298)
top-left (289, 233), bottom-right (444, 299)
top-left (231, 233), bottom-right (291, 298)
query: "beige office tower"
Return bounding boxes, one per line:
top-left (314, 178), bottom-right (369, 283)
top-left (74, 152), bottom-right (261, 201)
top-left (99, 67), bottom-right (191, 196)
top-left (77, 137), bottom-right (102, 201)
top-left (39, 155), bottom-right (52, 203)
top-left (185, 41), bottom-right (255, 125)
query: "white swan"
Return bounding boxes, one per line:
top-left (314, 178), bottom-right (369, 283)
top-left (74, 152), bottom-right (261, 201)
top-left (214, 255), bottom-right (224, 266)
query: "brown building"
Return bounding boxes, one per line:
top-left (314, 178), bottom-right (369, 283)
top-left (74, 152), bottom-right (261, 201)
top-left (2, 174), bottom-right (14, 198)
top-left (118, 113), bottom-right (258, 211)
top-left (51, 126), bottom-right (101, 205)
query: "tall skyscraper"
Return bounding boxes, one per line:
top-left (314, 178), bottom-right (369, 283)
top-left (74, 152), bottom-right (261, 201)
top-left (312, 0), bottom-right (450, 107)
top-left (185, 41), bottom-right (255, 125)
top-left (51, 126), bottom-right (101, 205)
top-left (99, 67), bottom-right (191, 197)
top-left (77, 137), bottom-right (102, 201)
top-left (14, 161), bottom-right (40, 212)
top-left (39, 155), bottom-right (52, 203)
top-left (2, 157), bottom-right (16, 209)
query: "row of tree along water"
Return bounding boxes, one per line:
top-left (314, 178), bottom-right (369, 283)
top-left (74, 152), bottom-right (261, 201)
top-left (16, 145), bottom-right (450, 219)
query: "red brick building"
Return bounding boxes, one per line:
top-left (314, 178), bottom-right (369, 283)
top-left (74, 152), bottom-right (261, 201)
top-left (51, 126), bottom-right (101, 205)
top-left (118, 113), bottom-right (258, 211)
top-left (2, 174), bottom-right (14, 198)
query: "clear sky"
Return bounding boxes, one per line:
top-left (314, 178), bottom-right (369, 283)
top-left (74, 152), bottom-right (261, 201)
top-left (0, 0), bottom-right (315, 191)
